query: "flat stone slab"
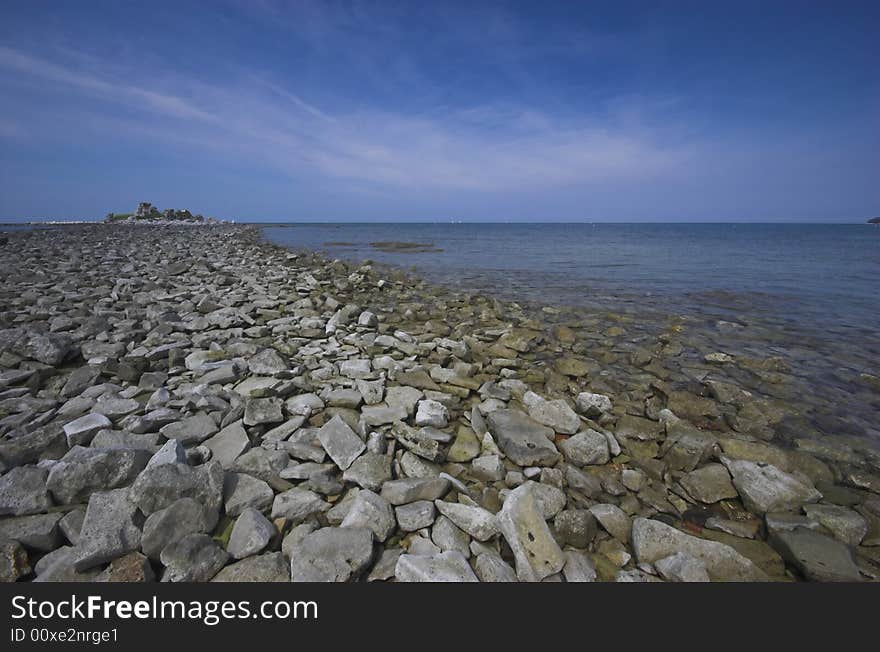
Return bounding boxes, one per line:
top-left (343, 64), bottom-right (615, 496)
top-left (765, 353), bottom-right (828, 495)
top-left (497, 483), bottom-right (565, 582)
top-left (0, 465), bottom-right (54, 517)
top-left (769, 527), bottom-right (862, 582)
top-left (721, 457), bottom-right (821, 514)
top-left (203, 420), bottom-right (251, 468)
top-left (380, 477), bottom-right (450, 505)
top-left (486, 409), bottom-right (560, 467)
top-left (228, 507), bottom-right (275, 559)
top-left (559, 429), bottom-right (610, 466)
top-left (317, 415), bottom-right (365, 471)
top-left (159, 412), bottom-right (219, 445)
top-left (289, 527), bottom-right (375, 582)
top-left (631, 517), bottom-right (767, 581)
top-left (75, 488), bottom-right (143, 571)
top-left (395, 551), bottom-right (479, 582)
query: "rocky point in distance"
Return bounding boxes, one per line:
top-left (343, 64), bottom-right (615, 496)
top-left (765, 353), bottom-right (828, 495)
top-left (105, 202), bottom-right (231, 225)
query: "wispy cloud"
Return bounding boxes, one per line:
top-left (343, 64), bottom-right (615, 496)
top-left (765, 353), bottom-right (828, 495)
top-left (0, 43), bottom-right (690, 192)
top-left (0, 46), bottom-right (218, 123)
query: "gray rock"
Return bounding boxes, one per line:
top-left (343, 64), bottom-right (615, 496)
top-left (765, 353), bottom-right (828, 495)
top-left (486, 409), bottom-right (560, 467)
top-left (230, 447), bottom-right (289, 483)
top-left (0, 466), bottom-right (52, 516)
top-left (525, 480), bottom-right (566, 519)
top-left (435, 500), bottom-right (499, 541)
top-left (281, 523), bottom-right (317, 558)
top-left (380, 476), bottom-right (450, 505)
top-left (395, 551), bottom-right (478, 582)
top-left (223, 472), bottom-right (274, 517)
top-left (285, 393), bottom-right (325, 417)
top-left (680, 463), bottom-right (739, 504)
top-left (367, 547), bottom-right (403, 582)
top-left (339, 359), bottom-right (373, 379)
top-left (415, 399), bottom-right (449, 428)
top-left (722, 457), bottom-right (822, 514)
top-left (211, 552), bottom-right (290, 582)
top-left (769, 527), bottom-right (861, 582)
top-left (93, 396), bottom-right (140, 420)
top-left (248, 348), bottom-right (289, 376)
top-left (243, 398), bottom-right (284, 426)
top-left (59, 508), bottom-right (85, 545)
top-left (141, 497), bottom-right (213, 559)
top-left (317, 415), bottom-right (366, 471)
top-left (523, 392), bottom-right (580, 434)
top-left (0, 512), bottom-right (63, 551)
top-left (25, 333), bottom-right (73, 365)
top-left (356, 378), bottom-right (385, 405)
top-left (802, 504), bottom-right (868, 546)
top-left (357, 311), bottom-right (378, 328)
top-left (60, 366), bottom-right (101, 398)
top-left (325, 388), bottom-right (363, 409)
top-left (63, 413), bottom-right (113, 447)
top-left (342, 451), bottom-right (392, 491)
top-left (203, 420), bottom-right (250, 468)
top-left (559, 430), bottom-right (610, 466)
top-left (562, 549), bottom-right (597, 582)
top-left (341, 490), bottom-right (396, 541)
top-left (288, 527), bottom-right (375, 582)
top-left (589, 503), bottom-right (632, 543)
top-left (361, 404), bottom-right (408, 426)
top-left (228, 507), bottom-right (276, 559)
top-left (47, 446), bottom-right (151, 505)
top-left (431, 515), bottom-right (471, 557)
top-left (33, 546), bottom-right (100, 582)
top-left (497, 484), bottom-right (565, 582)
top-left (631, 517), bottom-right (767, 581)
top-left (655, 552), bottom-right (711, 582)
top-left (75, 488), bottom-right (143, 571)
top-left (553, 509), bottom-right (598, 549)
top-left (471, 454), bottom-right (505, 481)
top-left (765, 511), bottom-right (821, 536)
top-left (474, 552), bottom-right (517, 582)
top-left (271, 488), bottom-right (330, 521)
top-left (160, 533), bottom-right (229, 582)
top-left (395, 501), bottom-right (437, 532)
top-left (575, 392), bottom-right (612, 417)
top-left (159, 412), bottom-right (219, 445)
top-left (148, 439), bottom-right (187, 467)
top-left (0, 425), bottom-right (66, 471)
top-left (129, 461), bottom-right (223, 526)
top-left (384, 386), bottom-right (424, 416)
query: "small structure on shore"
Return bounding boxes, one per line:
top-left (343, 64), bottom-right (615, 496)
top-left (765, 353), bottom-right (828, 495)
top-left (105, 202), bottom-right (228, 224)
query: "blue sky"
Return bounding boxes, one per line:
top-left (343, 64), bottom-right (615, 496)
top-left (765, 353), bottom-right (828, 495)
top-left (1, 1), bottom-right (878, 222)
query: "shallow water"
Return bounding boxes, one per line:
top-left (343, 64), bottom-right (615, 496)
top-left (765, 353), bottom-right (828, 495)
top-left (262, 224), bottom-right (877, 326)
top-left (263, 222), bottom-right (880, 440)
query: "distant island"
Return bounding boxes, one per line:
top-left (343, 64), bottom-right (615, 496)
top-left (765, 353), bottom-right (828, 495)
top-left (105, 201), bottom-right (230, 224)
top-left (868, 217), bottom-right (880, 224)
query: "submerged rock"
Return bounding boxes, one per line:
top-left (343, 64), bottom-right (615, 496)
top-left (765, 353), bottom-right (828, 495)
top-left (631, 517), bottom-right (767, 581)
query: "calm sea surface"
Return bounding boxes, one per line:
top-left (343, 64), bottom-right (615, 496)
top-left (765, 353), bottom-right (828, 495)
top-left (262, 223), bottom-right (879, 335)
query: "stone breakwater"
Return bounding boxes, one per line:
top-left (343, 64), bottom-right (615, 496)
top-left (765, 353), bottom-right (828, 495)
top-left (0, 225), bottom-right (878, 583)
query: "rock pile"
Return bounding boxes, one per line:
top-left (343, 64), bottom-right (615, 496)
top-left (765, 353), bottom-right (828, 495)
top-left (105, 202), bottom-right (224, 225)
top-left (0, 224), bottom-right (877, 582)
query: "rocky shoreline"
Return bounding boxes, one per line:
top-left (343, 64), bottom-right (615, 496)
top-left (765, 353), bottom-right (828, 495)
top-left (0, 223), bottom-right (878, 582)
